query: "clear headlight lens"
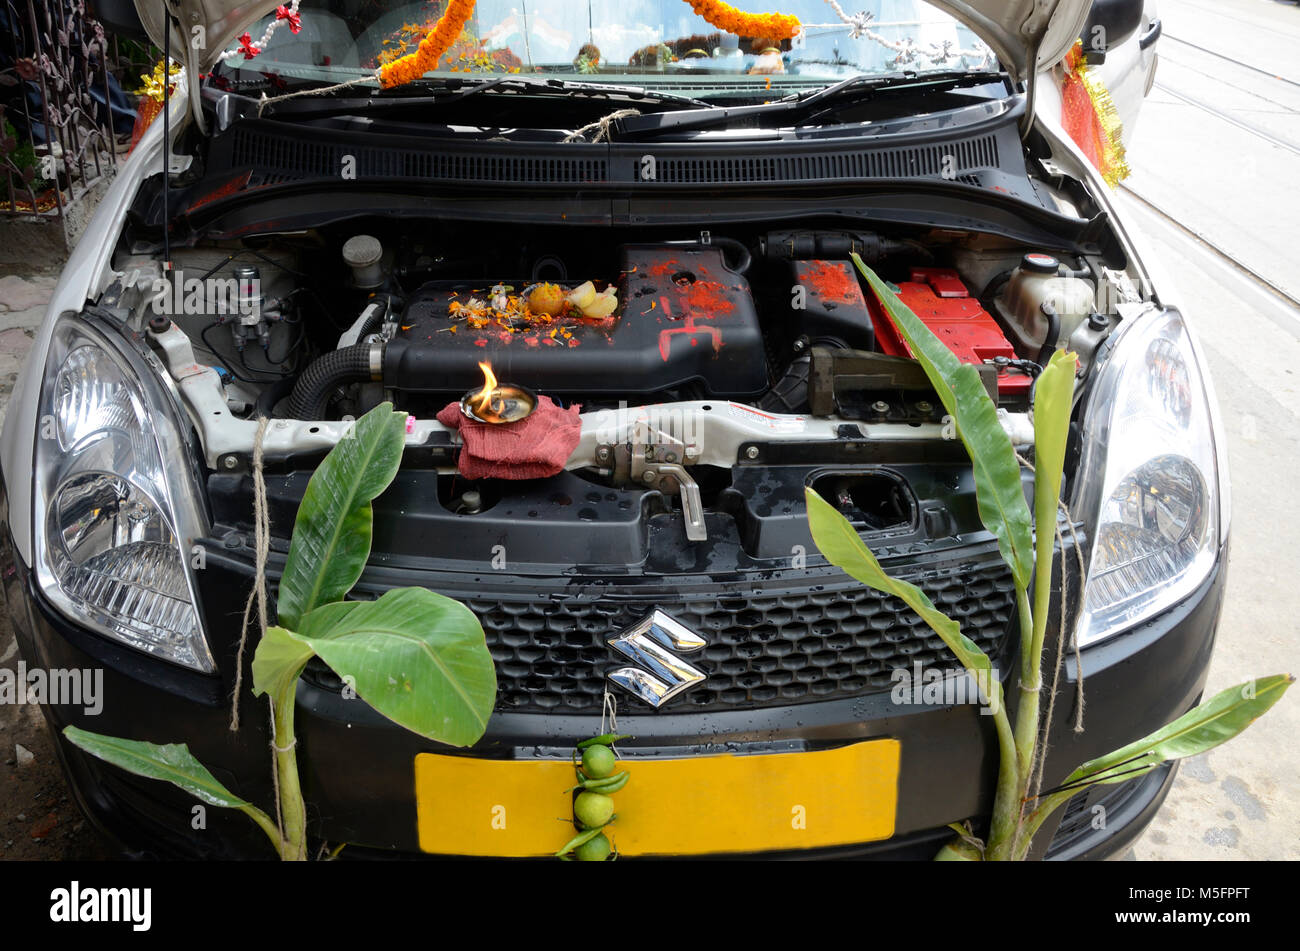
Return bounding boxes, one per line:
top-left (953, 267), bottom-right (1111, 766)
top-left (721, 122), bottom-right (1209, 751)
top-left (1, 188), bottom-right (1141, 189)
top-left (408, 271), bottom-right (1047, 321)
top-left (1075, 308), bottom-right (1224, 647)
top-left (33, 319), bottom-right (214, 672)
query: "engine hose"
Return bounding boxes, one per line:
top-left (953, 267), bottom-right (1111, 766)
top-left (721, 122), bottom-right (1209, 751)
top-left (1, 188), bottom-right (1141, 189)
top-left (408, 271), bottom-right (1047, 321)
top-left (255, 377), bottom-right (296, 419)
top-left (665, 236), bottom-right (753, 274)
top-left (286, 343), bottom-right (379, 420)
top-left (1036, 302), bottom-right (1061, 366)
top-left (1055, 254), bottom-right (1097, 280)
top-left (980, 268), bottom-right (1014, 303)
top-left (710, 236), bottom-right (753, 275)
top-left (759, 346), bottom-right (813, 414)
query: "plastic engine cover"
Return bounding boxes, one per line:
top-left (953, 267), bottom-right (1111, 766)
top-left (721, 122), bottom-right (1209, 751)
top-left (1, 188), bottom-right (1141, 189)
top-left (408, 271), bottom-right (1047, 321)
top-left (383, 244), bottom-right (768, 398)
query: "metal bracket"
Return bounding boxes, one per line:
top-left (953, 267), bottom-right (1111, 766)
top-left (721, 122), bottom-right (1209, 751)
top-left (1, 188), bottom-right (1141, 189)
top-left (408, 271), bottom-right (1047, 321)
top-left (598, 420), bottom-right (706, 541)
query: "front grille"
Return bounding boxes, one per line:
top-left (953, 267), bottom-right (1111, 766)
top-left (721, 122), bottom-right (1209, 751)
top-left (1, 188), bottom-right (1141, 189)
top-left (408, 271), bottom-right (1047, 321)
top-left (1044, 764), bottom-right (1171, 859)
top-left (471, 559), bottom-right (1017, 714)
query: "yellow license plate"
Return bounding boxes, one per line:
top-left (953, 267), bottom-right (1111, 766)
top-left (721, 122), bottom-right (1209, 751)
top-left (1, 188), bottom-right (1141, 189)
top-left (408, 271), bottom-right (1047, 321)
top-left (414, 740), bottom-right (900, 857)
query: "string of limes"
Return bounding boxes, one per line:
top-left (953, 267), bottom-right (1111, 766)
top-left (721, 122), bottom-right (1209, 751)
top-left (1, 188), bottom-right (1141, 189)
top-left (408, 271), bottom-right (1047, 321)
top-left (555, 733), bottom-right (631, 861)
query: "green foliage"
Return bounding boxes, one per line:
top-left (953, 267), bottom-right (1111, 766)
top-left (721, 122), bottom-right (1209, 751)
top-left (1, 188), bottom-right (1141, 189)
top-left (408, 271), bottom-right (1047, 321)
top-left (1018, 674), bottom-right (1294, 853)
top-left (62, 727), bottom-right (281, 846)
top-left (275, 405), bottom-right (409, 630)
top-left (273, 588), bottom-right (497, 747)
top-left (1063, 675), bottom-right (1293, 790)
top-left (1027, 350), bottom-right (1077, 665)
top-left (2, 120), bottom-right (51, 194)
top-left (65, 403), bottom-right (498, 859)
top-left (805, 487), bottom-right (991, 677)
top-left (64, 727), bottom-right (251, 811)
top-left (811, 262), bottom-right (1291, 860)
top-left (851, 254), bottom-right (1033, 590)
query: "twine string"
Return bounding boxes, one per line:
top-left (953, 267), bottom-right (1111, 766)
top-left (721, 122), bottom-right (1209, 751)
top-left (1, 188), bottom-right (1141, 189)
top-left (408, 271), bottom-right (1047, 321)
top-left (230, 416), bottom-right (271, 731)
top-left (562, 107), bottom-right (641, 143)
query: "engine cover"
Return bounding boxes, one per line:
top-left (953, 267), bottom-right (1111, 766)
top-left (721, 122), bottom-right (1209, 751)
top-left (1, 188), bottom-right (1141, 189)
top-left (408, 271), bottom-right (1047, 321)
top-left (382, 244), bottom-right (769, 398)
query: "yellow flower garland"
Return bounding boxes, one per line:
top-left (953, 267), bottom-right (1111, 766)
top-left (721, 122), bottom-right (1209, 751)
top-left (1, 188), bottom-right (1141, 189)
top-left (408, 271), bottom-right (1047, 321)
top-left (686, 0), bottom-right (800, 41)
top-left (137, 59), bottom-right (182, 104)
top-left (378, 0), bottom-right (801, 89)
top-left (378, 0), bottom-right (477, 87)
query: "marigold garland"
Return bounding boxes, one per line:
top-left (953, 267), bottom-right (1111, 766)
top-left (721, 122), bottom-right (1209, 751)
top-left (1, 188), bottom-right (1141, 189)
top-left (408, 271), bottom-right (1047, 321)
top-left (378, 0), bottom-right (802, 90)
top-left (686, 0), bottom-right (800, 41)
top-left (378, 0), bottom-right (477, 88)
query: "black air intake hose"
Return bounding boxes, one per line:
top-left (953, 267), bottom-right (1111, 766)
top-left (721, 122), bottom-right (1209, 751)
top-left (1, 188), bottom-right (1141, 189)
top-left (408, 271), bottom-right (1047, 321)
top-left (663, 236), bottom-right (753, 274)
top-left (759, 230), bottom-right (926, 264)
top-left (286, 344), bottom-right (378, 420)
top-left (759, 339), bottom-right (822, 414)
top-left (256, 377), bottom-right (296, 419)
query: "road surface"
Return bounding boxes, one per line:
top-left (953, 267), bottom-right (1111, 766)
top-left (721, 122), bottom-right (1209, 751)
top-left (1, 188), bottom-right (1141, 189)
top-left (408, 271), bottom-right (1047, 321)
top-left (1117, 0), bottom-right (1300, 860)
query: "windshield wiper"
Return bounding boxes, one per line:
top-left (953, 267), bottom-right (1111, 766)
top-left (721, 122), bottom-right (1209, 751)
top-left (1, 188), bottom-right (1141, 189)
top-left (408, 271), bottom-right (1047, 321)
top-left (614, 70), bottom-right (1009, 138)
top-left (256, 74), bottom-right (713, 120)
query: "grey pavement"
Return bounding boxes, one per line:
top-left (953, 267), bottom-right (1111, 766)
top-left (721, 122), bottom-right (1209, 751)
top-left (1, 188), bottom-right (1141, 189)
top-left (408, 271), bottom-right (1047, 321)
top-left (1119, 0), bottom-right (1300, 860)
top-left (0, 272), bottom-right (53, 428)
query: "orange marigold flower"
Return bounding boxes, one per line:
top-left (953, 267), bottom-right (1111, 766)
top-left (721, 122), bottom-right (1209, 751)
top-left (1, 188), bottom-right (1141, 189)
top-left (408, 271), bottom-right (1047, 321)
top-left (686, 0), bottom-right (799, 40)
top-left (379, 0), bottom-right (476, 88)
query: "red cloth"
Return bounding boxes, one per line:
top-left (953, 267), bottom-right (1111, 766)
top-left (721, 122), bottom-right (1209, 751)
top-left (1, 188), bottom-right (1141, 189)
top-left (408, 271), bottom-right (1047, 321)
top-left (436, 396), bottom-right (582, 480)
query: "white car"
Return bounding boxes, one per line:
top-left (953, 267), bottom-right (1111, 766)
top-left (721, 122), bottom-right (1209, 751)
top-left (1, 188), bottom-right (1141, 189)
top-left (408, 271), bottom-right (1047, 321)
top-left (1, 0), bottom-right (1227, 860)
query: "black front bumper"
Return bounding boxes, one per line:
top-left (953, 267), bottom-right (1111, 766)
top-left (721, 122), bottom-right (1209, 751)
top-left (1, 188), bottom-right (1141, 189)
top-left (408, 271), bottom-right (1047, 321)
top-left (1, 492), bottom-right (1225, 860)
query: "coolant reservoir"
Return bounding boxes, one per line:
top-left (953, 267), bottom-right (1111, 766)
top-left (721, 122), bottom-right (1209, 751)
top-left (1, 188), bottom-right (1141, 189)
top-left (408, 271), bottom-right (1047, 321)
top-left (1000, 253), bottom-right (1096, 358)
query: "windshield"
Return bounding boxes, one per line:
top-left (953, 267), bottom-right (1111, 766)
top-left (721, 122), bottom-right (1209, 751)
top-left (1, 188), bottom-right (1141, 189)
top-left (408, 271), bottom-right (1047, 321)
top-left (213, 0), bottom-right (997, 96)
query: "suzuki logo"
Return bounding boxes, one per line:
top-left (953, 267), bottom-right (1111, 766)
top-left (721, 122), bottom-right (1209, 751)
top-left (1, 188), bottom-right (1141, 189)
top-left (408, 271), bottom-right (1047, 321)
top-left (606, 610), bottom-right (708, 708)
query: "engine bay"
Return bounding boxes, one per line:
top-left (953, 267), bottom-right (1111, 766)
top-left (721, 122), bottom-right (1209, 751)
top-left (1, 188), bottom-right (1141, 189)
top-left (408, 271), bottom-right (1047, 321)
top-left (89, 214), bottom-right (1150, 548)
top-left (112, 218), bottom-right (1127, 428)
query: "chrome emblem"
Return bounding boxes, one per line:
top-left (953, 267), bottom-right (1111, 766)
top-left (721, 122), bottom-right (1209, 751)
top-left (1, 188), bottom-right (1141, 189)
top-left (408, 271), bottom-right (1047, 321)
top-left (606, 610), bottom-right (708, 708)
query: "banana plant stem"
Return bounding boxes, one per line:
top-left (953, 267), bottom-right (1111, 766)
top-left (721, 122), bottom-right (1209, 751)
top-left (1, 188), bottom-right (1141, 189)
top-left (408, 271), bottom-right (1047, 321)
top-left (271, 689), bottom-right (308, 860)
top-left (989, 586), bottom-right (1039, 860)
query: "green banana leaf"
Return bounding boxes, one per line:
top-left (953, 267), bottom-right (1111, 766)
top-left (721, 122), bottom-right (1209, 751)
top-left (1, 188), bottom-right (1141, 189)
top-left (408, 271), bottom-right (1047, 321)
top-left (1020, 674), bottom-right (1293, 851)
top-left (270, 588), bottom-right (497, 747)
top-left (62, 726), bottom-right (278, 842)
top-left (251, 624), bottom-right (317, 701)
top-left (276, 403), bottom-right (409, 631)
top-left (1063, 674), bottom-right (1294, 789)
top-left (851, 254), bottom-right (1033, 591)
top-left (1028, 350), bottom-right (1077, 651)
top-left (805, 487), bottom-right (991, 676)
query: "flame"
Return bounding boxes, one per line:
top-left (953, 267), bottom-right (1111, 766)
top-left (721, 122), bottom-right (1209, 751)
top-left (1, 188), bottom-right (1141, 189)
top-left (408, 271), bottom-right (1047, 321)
top-left (474, 361), bottom-right (499, 415)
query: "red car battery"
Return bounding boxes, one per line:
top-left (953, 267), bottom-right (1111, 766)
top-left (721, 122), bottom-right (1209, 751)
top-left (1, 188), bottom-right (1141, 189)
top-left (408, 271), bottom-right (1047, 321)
top-left (867, 267), bottom-right (1033, 396)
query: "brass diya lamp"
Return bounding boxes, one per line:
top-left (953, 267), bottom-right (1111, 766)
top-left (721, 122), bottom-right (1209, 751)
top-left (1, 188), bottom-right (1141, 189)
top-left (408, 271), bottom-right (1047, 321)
top-left (460, 361), bottom-right (537, 424)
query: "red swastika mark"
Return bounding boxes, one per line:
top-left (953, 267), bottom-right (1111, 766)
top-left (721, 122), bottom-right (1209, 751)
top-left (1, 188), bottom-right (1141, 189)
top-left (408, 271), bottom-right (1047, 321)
top-left (656, 295), bottom-right (722, 361)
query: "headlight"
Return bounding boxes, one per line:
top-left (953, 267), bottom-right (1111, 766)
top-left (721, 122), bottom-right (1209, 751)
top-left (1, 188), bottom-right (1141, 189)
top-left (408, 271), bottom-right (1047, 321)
top-left (1074, 308), bottom-right (1225, 647)
top-left (32, 317), bottom-right (214, 672)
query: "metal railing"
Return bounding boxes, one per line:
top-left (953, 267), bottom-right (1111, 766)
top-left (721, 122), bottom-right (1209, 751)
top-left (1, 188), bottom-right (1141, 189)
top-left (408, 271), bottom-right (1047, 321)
top-left (1, 0), bottom-right (120, 234)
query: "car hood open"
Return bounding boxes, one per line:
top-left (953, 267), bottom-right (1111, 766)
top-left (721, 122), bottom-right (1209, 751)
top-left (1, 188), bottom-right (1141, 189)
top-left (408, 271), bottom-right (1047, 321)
top-left (136, 0), bottom-right (1092, 120)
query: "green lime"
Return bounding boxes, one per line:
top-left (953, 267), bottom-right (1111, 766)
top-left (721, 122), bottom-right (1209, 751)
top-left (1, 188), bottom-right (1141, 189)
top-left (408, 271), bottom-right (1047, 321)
top-left (574, 791), bottom-right (615, 829)
top-left (574, 832), bottom-right (611, 862)
top-left (581, 744), bottom-right (617, 779)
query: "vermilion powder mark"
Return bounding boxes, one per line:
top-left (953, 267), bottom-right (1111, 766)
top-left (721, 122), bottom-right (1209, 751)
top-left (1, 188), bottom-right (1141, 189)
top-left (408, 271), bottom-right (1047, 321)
top-left (801, 261), bottom-right (859, 303)
top-left (659, 314), bottom-right (722, 360)
top-left (682, 280), bottom-right (735, 314)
